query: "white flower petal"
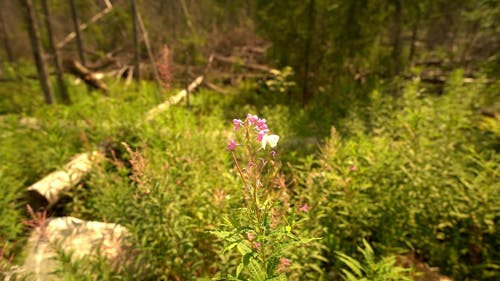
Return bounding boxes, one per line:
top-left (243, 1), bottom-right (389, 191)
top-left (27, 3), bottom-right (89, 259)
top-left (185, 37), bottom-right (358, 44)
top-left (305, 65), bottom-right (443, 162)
top-left (262, 134), bottom-right (280, 149)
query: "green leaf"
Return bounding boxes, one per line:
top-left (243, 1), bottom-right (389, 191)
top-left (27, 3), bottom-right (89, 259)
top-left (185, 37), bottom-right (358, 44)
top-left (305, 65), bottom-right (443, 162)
top-left (247, 258), bottom-right (267, 281)
top-left (209, 230), bottom-right (233, 239)
top-left (236, 262), bottom-right (244, 278)
top-left (224, 241), bottom-right (240, 253)
top-left (360, 239), bottom-right (374, 264)
top-left (266, 256), bottom-right (279, 276)
top-left (266, 274), bottom-right (287, 281)
top-left (336, 252), bottom-right (364, 277)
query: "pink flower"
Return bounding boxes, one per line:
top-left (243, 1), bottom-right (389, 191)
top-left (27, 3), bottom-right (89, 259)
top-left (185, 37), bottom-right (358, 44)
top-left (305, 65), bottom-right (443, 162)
top-left (257, 129), bottom-right (269, 141)
top-left (256, 119), bottom-right (267, 129)
top-left (257, 124), bottom-right (268, 132)
top-left (350, 165), bottom-right (357, 171)
top-left (227, 139), bottom-right (237, 151)
top-left (246, 114), bottom-right (259, 126)
top-left (299, 204), bottom-right (311, 212)
top-left (276, 257), bottom-right (291, 273)
top-left (232, 119), bottom-right (243, 131)
top-left (253, 242), bottom-right (261, 251)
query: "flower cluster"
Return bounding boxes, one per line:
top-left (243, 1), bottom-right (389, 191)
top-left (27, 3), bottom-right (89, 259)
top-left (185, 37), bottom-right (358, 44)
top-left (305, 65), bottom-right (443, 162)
top-left (227, 113), bottom-right (279, 151)
top-left (220, 114), bottom-right (295, 278)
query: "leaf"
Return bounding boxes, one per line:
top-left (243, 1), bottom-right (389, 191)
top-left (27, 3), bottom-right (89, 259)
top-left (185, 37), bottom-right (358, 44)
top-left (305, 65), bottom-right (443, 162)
top-left (237, 241), bottom-right (253, 255)
top-left (209, 230), bottom-right (233, 239)
top-left (336, 252), bottom-right (364, 277)
top-left (341, 269), bottom-right (361, 281)
top-left (224, 241), bottom-right (240, 253)
top-left (360, 239), bottom-right (374, 264)
top-left (266, 274), bottom-right (287, 281)
top-left (247, 258), bottom-right (267, 281)
top-left (266, 256), bottom-right (279, 276)
top-left (237, 262), bottom-right (244, 278)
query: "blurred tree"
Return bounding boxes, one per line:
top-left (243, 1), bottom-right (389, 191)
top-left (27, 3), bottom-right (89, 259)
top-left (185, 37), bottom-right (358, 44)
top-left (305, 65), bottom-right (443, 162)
top-left (69, 0), bottom-right (86, 67)
top-left (42, 0), bottom-right (71, 104)
top-left (255, 0), bottom-right (499, 104)
top-left (131, 0), bottom-right (140, 81)
top-left (0, 8), bottom-right (14, 63)
top-left (21, 0), bottom-right (54, 104)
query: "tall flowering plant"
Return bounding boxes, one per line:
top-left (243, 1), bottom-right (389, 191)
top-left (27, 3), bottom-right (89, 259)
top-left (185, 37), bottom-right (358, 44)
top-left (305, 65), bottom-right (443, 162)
top-left (212, 114), bottom-right (310, 280)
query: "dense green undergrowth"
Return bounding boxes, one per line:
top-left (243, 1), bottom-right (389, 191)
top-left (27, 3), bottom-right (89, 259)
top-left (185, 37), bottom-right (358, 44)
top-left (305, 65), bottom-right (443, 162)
top-left (0, 70), bottom-right (498, 280)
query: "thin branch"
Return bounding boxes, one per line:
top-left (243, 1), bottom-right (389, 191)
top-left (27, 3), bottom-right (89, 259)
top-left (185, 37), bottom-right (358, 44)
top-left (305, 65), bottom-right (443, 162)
top-left (56, 1), bottom-right (113, 49)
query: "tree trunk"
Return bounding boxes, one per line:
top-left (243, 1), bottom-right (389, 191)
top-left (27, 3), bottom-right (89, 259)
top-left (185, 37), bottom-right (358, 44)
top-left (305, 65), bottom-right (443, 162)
top-left (42, 0), bottom-right (71, 104)
top-left (131, 0), bottom-right (140, 81)
top-left (0, 9), bottom-right (14, 62)
top-left (408, 3), bottom-right (420, 67)
top-left (391, 0), bottom-right (403, 75)
top-left (69, 0), bottom-right (86, 66)
top-left (21, 0), bottom-right (54, 104)
top-left (136, 9), bottom-right (162, 88)
top-left (302, 0), bottom-right (316, 105)
top-left (179, 0), bottom-right (195, 36)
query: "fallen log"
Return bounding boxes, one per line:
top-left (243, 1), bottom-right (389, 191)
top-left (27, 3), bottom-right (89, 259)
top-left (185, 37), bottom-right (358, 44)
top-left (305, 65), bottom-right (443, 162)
top-left (213, 54), bottom-right (277, 73)
top-left (10, 217), bottom-right (131, 280)
top-left (26, 151), bottom-right (104, 209)
top-left (145, 75), bottom-right (204, 121)
top-left (64, 59), bottom-right (108, 91)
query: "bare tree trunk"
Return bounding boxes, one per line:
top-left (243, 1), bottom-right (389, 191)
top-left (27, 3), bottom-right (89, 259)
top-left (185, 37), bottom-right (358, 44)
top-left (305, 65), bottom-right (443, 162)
top-left (391, 0), bottom-right (403, 75)
top-left (136, 10), bottom-right (162, 88)
top-left (408, 3), bottom-right (420, 67)
top-left (42, 0), bottom-right (71, 104)
top-left (302, 0), bottom-right (315, 105)
top-left (179, 0), bottom-right (195, 36)
top-left (131, 0), bottom-right (140, 81)
top-left (21, 0), bottom-right (54, 104)
top-left (69, 0), bottom-right (86, 67)
top-left (0, 9), bottom-right (14, 63)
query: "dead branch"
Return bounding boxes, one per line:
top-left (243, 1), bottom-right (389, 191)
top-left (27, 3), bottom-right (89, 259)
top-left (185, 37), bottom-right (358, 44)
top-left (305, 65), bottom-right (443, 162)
top-left (203, 80), bottom-right (227, 94)
top-left (213, 54), bottom-right (277, 73)
top-left (56, 0), bottom-right (113, 49)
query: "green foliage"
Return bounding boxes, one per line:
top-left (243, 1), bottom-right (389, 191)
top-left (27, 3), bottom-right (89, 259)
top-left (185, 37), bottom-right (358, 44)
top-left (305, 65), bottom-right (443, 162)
top-left (336, 240), bottom-right (411, 281)
top-left (295, 73), bottom-right (499, 279)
